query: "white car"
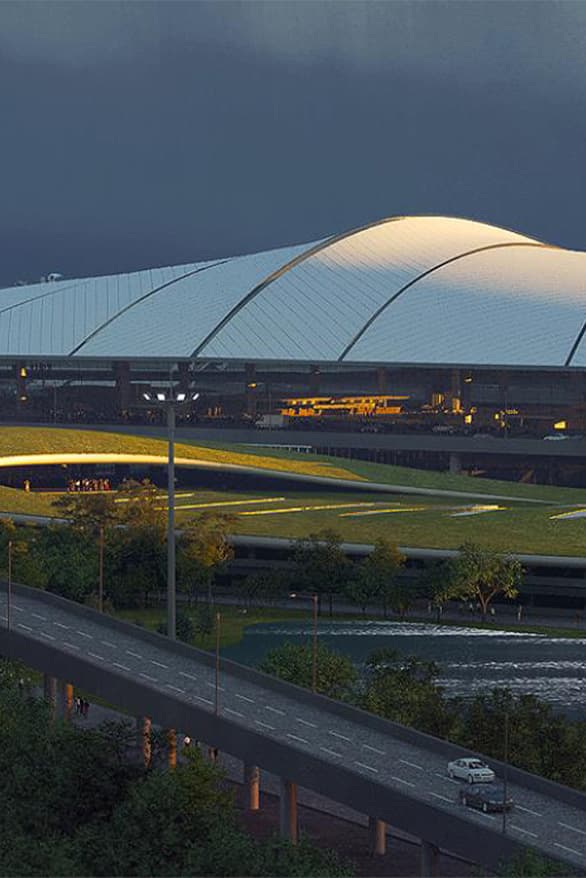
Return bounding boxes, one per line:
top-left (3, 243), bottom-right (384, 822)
top-left (447, 758), bottom-right (495, 784)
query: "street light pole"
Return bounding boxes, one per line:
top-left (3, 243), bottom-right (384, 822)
top-left (7, 540), bottom-right (12, 631)
top-left (311, 593), bottom-right (318, 694)
top-left (142, 389), bottom-right (199, 643)
top-left (167, 402), bottom-right (176, 641)
top-left (98, 526), bottom-right (104, 613)
top-left (502, 709), bottom-right (510, 834)
top-left (215, 611), bottom-right (221, 715)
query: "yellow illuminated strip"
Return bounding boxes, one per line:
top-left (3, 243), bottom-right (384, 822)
top-left (339, 507), bottom-right (424, 517)
top-left (238, 502), bottom-right (384, 517)
top-left (170, 497), bottom-right (286, 511)
top-left (549, 508), bottom-right (586, 520)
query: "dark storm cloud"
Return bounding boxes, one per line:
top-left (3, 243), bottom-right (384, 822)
top-left (1, 1), bottom-right (585, 286)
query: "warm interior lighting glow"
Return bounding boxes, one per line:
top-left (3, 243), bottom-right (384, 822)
top-left (554, 420), bottom-right (567, 430)
top-left (19, 367), bottom-right (27, 378)
top-left (464, 414), bottom-right (473, 424)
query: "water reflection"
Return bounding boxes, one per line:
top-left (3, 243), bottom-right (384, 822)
top-left (223, 621), bottom-right (586, 718)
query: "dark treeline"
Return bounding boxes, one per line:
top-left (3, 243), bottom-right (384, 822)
top-left (0, 661), bottom-right (349, 878)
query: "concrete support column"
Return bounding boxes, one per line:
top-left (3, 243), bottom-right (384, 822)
top-left (58, 681), bottom-right (74, 721)
top-left (448, 452), bottom-right (462, 474)
top-left (208, 746), bottom-right (219, 763)
top-left (245, 363), bottom-right (257, 417)
top-left (376, 367), bottom-right (388, 394)
top-left (279, 778), bottom-right (298, 844)
top-left (167, 728), bottom-right (177, 769)
top-left (368, 817), bottom-right (387, 856)
top-left (43, 674), bottom-right (57, 721)
top-left (309, 365), bottom-right (321, 395)
top-left (420, 840), bottom-right (440, 877)
top-left (114, 361), bottom-right (131, 411)
top-left (137, 715), bottom-right (152, 767)
top-left (244, 763), bottom-right (260, 811)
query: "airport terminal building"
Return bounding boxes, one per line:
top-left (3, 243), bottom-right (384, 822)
top-left (2, 214), bottom-right (586, 438)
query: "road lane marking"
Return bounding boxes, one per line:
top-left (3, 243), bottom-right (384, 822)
top-left (287, 734), bottom-right (309, 745)
top-left (179, 671), bottom-right (198, 681)
top-left (555, 843), bottom-right (582, 856)
top-left (296, 717), bottom-right (317, 727)
top-left (194, 695), bottom-right (213, 705)
top-left (264, 705), bottom-right (285, 715)
top-left (32, 613), bottom-right (47, 620)
top-left (126, 650), bottom-right (142, 659)
top-left (113, 662), bottom-right (130, 672)
top-left (255, 720), bottom-right (275, 730)
top-left (150, 660), bottom-right (168, 668)
top-left (391, 775), bottom-right (415, 787)
top-left (354, 761), bottom-right (378, 773)
top-left (559, 822), bottom-right (586, 837)
top-left (88, 652), bottom-right (105, 661)
top-left (39, 631), bottom-right (56, 640)
top-left (76, 630), bottom-right (92, 639)
top-left (55, 622), bottom-right (69, 629)
top-left (320, 746), bottom-right (343, 758)
top-left (435, 771), bottom-right (459, 784)
top-left (516, 805), bottom-right (543, 817)
top-left (225, 707), bottom-right (244, 718)
top-left (140, 672), bottom-right (157, 682)
top-left (511, 826), bottom-right (538, 838)
top-left (363, 744), bottom-right (385, 756)
top-left (399, 758), bottom-right (423, 770)
top-left (236, 694), bottom-right (255, 703)
top-left (206, 682), bottom-right (225, 691)
top-left (17, 623), bottom-right (32, 631)
top-left (165, 684), bottom-right (185, 694)
top-left (329, 730), bottom-right (352, 742)
top-left (14, 606), bottom-right (24, 612)
top-left (101, 640), bottom-right (115, 648)
top-left (64, 641), bottom-right (80, 650)
top-left (429, 793), bottom-right (453, 804)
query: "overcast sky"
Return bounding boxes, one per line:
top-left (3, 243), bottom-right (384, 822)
top-left (1, 0), bottom-right (585, 285)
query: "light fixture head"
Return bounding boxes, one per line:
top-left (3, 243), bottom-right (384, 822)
top-left (191, 392), bottom-right (200, 401)
top-left (142, 392), bottom-right (152, 401)
top-left (156, 392), bottom-right (166, 402)
top-left (176, 392), bottom-right (186, 402)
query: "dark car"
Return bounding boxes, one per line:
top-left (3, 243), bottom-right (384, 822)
top-left (459, 784), bottom-right (514, 813)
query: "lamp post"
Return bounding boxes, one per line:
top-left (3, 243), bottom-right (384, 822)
top-left (142, 389), bottom-right (199, 640)
top-left (7, 539), bottom-right (12, 631)
top-left (98, 525), bottom-right (104, 613)
top-left (215, 611), bottom-right (221, 716)
top-left (289, 592), bottom-right (318, 693)
top-left (502, 709), bottom-right (510, 834)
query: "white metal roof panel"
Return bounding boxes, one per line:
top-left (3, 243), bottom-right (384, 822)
top-left (79, 241), bottom-right (315, 359)
top-left (200, 216), bottom-right (538, 361)
top-left (349, 246), bottom-right (586, 367)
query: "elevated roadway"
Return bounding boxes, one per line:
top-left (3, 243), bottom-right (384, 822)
top-left (1, 583), bottom-right (586, 873)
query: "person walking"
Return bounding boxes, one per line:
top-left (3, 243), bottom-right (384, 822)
top-left (75, 696), bottom-right (81, 715)
top-left (82, 699), bottom-right (90, 718)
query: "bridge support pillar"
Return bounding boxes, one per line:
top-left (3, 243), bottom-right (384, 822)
top-left (137, 716), bottom-right (152, 767)
top-left (368, 817), bottom-right (387, 855)
top-left (279, 778), bottom-right (298, 844)
top-left (420, 840), bottom-right (440, 877)
top-left (448, 453), bottom-right (462, 474)
top-left (58, 682), bottom-right (74, 721)
top-left (167, 728), bottom-right (177, 769)
top-left (244, 763), bottom-right (260, 811)
top-left (43, 674), bottom-right (57, 721)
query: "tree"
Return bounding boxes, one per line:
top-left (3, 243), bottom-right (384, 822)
top-left (360, 648), bottom-right (455, 738)
top-left (259, 641), bottom-right (358, 700)
top-left (177, 512), bottom-right (234, 605)
top-left (292, 530), bottom-right (351, 616)
top-left (239, 570), bottom-right (291, 607)
top-left (115, 479), bottom-right (165, 532)
top-left (51, 492), bottom-right (117, 535)
top-left (444, 542), bottom-right (523, 619)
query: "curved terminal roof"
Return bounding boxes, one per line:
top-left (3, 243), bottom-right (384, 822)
top-left (2, 215), bottom-right (586, 368)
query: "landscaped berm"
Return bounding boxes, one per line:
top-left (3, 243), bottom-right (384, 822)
top-left (1, 426), bottom-right (586, 555)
